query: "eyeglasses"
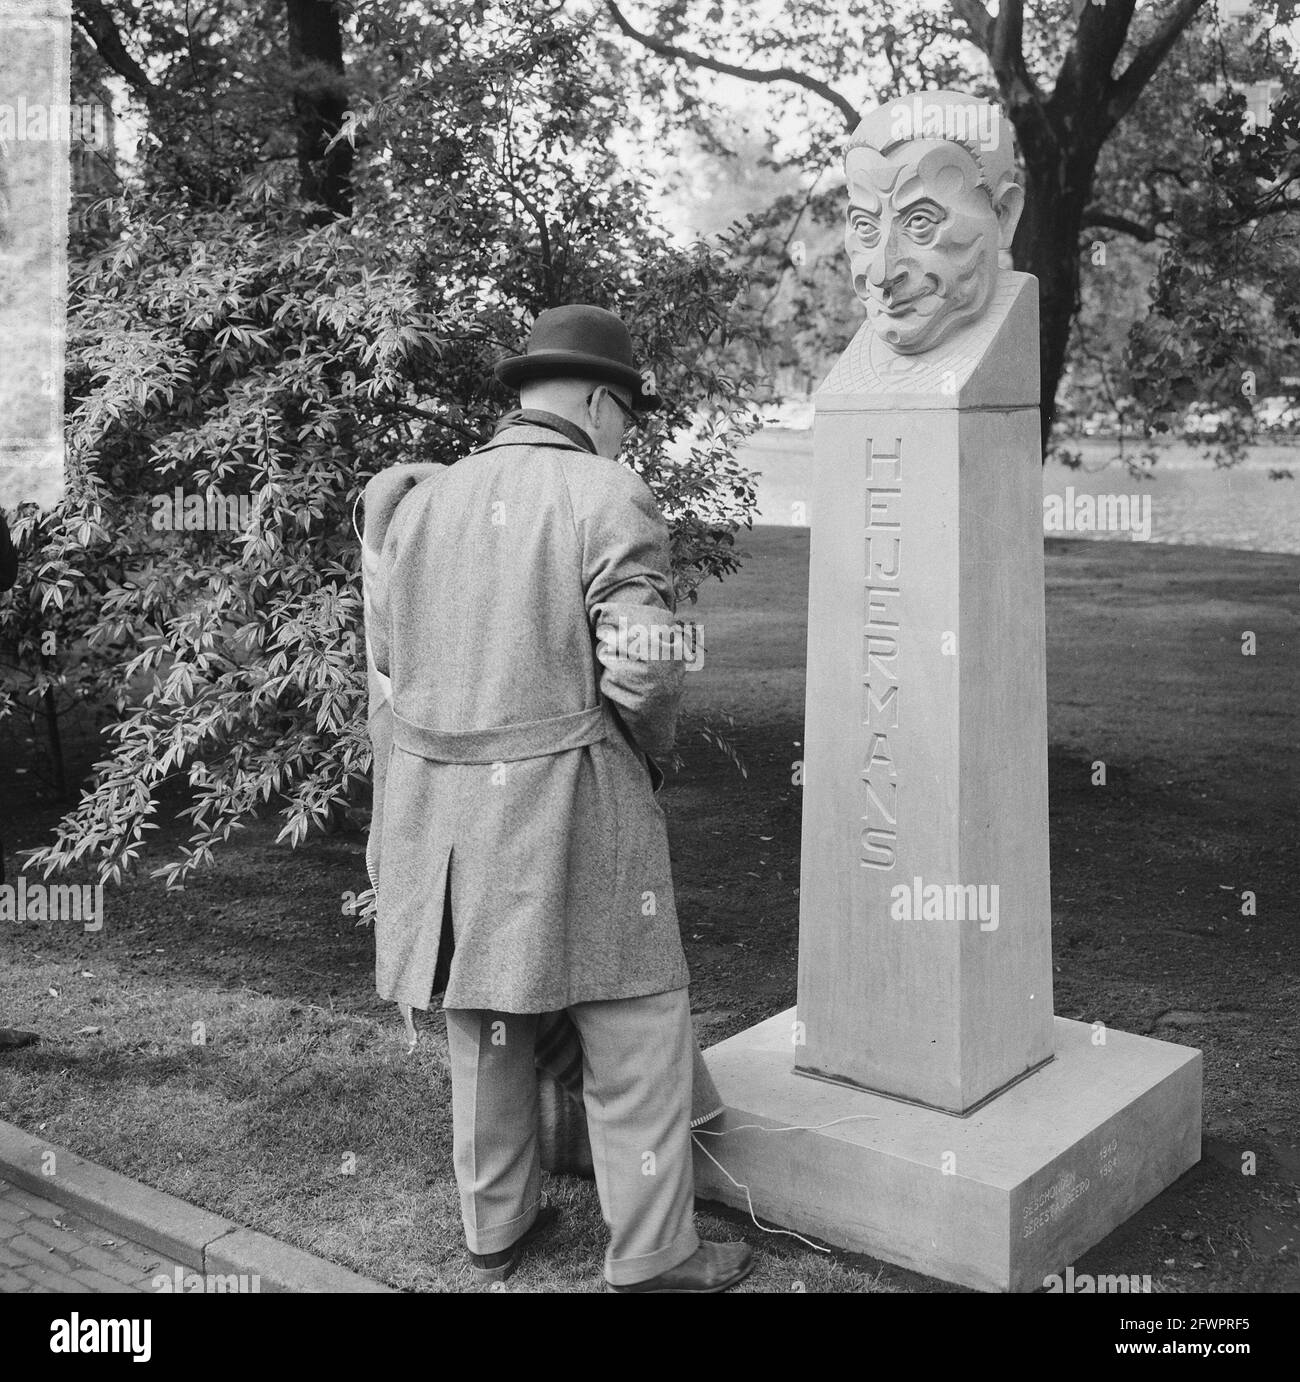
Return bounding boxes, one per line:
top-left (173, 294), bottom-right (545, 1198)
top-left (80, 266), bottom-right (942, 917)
top-left (588, 387), bottom-right (638, 428)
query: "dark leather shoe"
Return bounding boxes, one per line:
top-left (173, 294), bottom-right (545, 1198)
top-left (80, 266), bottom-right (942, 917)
top-left (468, 1203), bottom-right (558, 1285)
top-left (606, 1240), bottom-right (754, 1293)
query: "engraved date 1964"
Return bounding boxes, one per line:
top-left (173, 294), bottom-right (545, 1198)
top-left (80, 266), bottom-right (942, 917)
top-left (1099, 1137), bottom-right (1119, 1180)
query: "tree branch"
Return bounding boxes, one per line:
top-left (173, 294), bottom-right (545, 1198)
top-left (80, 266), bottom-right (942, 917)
top-left (73, 0), bottom-right (155, 98)
top-left (602, 1), bottom-right (860, 131)
top-left (1146, 163), bottom-right (1192, 189)
top-left (1048, 0), bottom-right (1141, 144)
top-left (1214, 175), bottom-right (1300, 229)
top-left (1081, 207), bottom-right (1158, 240)
top-left (499, 170), bottom-right (554, 300)
top-left (376, 400), bottom-right (483, 445)
top-left (987, 0), bottom-right (1044, 108)
top-left (990, 0), bottom-right (1024, 80)
top-left (948, 0), bottom-right (994, 54)
top-left (1108, 0), bottom-right (1210, 127)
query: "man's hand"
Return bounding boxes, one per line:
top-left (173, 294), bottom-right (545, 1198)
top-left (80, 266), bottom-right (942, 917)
top-left (591, 602), bottom-right (686, 758)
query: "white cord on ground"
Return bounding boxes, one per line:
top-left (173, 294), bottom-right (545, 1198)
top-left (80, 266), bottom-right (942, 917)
top-left (694, 1114), bottom-right (881, 1137)
top-left (691, 1131), bottom-right (828, 1252)
top-left (691, 1113), bottom-right (883, 1254)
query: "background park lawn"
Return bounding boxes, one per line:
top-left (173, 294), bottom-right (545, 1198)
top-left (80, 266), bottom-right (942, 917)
top-left (1, 529), bottom-right (1297, 1292)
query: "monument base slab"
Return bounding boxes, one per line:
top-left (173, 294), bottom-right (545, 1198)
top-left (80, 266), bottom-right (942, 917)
top-left (694, 1010), bottom-right (1201, 1293)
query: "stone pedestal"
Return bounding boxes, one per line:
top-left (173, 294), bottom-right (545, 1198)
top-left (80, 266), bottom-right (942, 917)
top-left (697, 1011), bottom-right (1201, 1294)
top-left (694, 271), bottom-right (1202, 1290)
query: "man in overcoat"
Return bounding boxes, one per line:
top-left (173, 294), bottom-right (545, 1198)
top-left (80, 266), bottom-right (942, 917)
top-left (364, 305), bottom-right (752, 1293)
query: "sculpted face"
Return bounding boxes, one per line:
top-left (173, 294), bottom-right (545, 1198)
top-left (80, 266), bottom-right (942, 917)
top-left (844, 140), bottom-right (1013, 355)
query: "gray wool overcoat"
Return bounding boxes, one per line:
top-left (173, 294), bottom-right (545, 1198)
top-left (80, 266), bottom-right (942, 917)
top-left (363, 422), bottom-right (691, 1013)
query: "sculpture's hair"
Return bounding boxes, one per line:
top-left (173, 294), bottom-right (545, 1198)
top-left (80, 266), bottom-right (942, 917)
top-left (847, 90), bottom-right (1019, 198)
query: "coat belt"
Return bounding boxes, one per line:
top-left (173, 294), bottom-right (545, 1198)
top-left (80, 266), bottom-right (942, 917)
top-left (391, 705), bottom-right (607, 764)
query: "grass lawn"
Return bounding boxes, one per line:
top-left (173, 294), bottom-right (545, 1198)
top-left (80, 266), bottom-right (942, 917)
top-left (1, 529), bottom-right (1297, 1292)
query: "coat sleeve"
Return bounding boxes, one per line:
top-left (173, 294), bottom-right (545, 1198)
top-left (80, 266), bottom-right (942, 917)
top-left (366, 552), bottom-right (391, 680)
top-left (360, 472), bottom-right (404, 681)
top-left (360, 462), bottom-right (447, 681)
top-left (574, 462), bottom-right (685, 758)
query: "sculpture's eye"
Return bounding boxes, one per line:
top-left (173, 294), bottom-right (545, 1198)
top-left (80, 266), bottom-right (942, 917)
top-left (902, 207), bottom-right (941, 243)
top-left (849, 211), bottom-right (880, 247)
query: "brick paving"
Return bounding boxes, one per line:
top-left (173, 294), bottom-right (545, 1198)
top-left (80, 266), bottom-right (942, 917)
top-left (0, 1176), bottom-right (188, 1293)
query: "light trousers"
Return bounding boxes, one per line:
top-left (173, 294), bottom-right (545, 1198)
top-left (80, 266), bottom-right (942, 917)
top-left (444, 987), bottom-right (700, 1285)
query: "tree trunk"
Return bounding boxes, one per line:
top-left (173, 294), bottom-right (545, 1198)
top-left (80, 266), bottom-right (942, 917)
top-left (285, 0), bottom-right (352, 221)
top-left (42, 683), bottom-right (68, 802)
top-left (1012, 131), bottom-right (1099, 453)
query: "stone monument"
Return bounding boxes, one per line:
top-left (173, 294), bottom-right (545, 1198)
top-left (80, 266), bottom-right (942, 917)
top-left (0, 0), bottom-right (70, 512)
top-left (693, 91), bottom-right (1202, 1292)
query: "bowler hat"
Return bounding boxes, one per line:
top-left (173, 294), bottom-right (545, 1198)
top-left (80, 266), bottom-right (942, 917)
top-left (494, 304), bottom-right (662, 411)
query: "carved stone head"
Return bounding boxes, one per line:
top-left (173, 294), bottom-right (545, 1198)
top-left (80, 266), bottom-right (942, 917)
top-left (843, 91), bottom-right (1024, 355)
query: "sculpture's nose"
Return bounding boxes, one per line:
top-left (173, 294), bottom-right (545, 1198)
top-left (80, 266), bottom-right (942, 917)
top-left (868, 223), bottom-right (908, 297)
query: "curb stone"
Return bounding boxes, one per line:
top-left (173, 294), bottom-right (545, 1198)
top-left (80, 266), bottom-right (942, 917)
top-left (0, 1120), bottom-right (394, 1293)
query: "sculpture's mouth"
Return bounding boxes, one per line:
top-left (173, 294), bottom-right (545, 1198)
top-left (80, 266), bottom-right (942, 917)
top-left (876, 286), bottom-right (935, 316)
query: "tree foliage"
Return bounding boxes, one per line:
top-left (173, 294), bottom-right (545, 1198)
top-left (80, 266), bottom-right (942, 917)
top-left (9, 1), bottom-right (761, 887)
top-left (1124, 63), bottom-right (1300, 468)
top-left (599, 0), bottom-right (1300, 457)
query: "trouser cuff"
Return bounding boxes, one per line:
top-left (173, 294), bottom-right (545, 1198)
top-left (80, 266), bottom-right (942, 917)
top-left (604, 1224), bottom-right (700, 1287)
top-left (465, 1198), bottom-right (541, 1256)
